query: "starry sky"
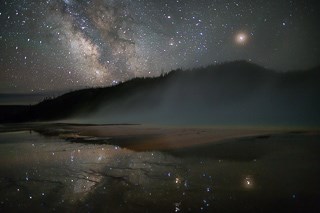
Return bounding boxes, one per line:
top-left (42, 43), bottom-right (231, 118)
top-left (0, 0), bottom-right (319, 94)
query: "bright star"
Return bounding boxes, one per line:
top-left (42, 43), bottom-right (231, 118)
top-left (235, 32), bottom-right (248, 45)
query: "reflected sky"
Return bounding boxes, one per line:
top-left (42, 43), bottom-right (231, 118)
top-left (0, 130), bottom-right (320, 212)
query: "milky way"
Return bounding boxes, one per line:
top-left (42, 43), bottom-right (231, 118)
top-left (0, 0), bottom-right (319, 93)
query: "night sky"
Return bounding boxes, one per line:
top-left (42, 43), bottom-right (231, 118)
top-left (0, 0), bottom-right (319, 94)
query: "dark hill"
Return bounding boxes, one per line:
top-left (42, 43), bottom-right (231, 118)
top-left (1, 61), bottom-right (320, 126)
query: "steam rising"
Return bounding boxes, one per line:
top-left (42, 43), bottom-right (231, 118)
top-left (64, 62), bottom-right (320, 126)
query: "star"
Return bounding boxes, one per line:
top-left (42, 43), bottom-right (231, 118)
top-left (0, 0), bottom-right (319, 94)
top-left (235, 32), bottom-right (248, 45)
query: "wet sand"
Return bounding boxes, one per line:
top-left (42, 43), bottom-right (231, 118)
top-left (0, 124), bottom-right (320, 212)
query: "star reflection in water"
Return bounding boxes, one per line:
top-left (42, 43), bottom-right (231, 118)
top-left (243, 176), bottom-right (254, 189)
top-left (2, 130), bottom-right (320, 212)
top-left (0, 131), bottom-right (189, 211)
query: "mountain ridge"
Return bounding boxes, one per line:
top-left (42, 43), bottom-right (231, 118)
top-left (1, 61), bottom-right (320, 125)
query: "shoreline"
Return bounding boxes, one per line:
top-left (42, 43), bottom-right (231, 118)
top-left (1, 122), bottom-right (318, 151)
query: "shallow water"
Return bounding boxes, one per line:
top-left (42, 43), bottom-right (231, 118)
top-left (0, 130), bottom-right (320, 212)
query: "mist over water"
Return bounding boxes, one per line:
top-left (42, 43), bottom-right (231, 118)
top-left (71, 62), bottom-right (320, 126)
top-left (2, 62), bottom-right (319, 126)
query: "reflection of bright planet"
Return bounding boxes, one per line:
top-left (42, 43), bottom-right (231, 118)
top-left (246, 179), bottom-right (251, 185)
top-left (235, 33), bottom-right (248, 44)
top-left (243, 176), bottom-right (254, 189)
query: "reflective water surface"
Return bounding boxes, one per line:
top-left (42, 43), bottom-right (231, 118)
top-left (0, 130), bottom-right (320, 212)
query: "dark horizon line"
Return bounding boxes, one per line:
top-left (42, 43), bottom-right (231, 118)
top-left (1, 60), bottom-right (319, 97)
